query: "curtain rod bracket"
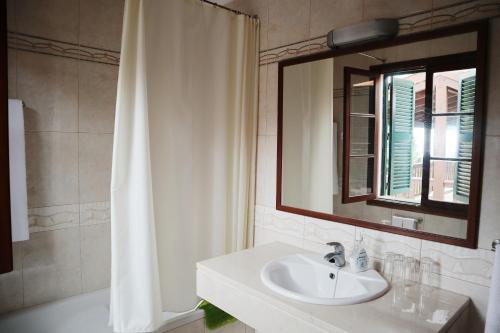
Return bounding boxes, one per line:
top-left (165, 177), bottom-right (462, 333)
top-left (199, 0), bottom-right (256, 19)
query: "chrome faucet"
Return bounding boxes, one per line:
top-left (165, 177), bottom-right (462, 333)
top-left (324, 242), bottom-right (346, 267)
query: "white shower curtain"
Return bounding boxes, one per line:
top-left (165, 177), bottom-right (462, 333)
top-left (110, 1), bottom-right (259, 331)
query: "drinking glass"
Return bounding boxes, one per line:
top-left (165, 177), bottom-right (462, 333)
top-left (419, 257), bottom-right (434, 286)
top-left (382, 252), bottom-right (395, 281)
top-left (391, 254), bottom-right (405, 285)
top-left (404, 257), bottom-right (419, 286)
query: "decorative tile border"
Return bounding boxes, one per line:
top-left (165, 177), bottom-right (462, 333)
top-left (403, 1), bottom-right (500, 32)
top-left (259, 0), bottom-right (500, 65)
top-left (28, 204), bottom-right (79, 233)
top-left (8, 32), bottom-right (120, 66)
top-left (80, 201), bottom-right (110, 226)
top-left (259, 37), bottom-right (328, 66)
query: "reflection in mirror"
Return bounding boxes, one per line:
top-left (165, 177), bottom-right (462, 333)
top-left (281, 58), bottom-right (335, 214)
top-left (343, 68), bottom-right (376, 203)
top-left (279, 29), bottom-right (483, 242)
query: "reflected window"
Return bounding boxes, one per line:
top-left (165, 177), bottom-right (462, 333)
top-left (342, 54), bottom-right (476, 217)
top-left (372, 55), bottom-right (477, 217)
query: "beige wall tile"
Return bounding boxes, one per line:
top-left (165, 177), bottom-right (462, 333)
top-left (486, 24), bottom-right (500, 136)
top-left (78, 61), bottom-right (118, 134)
top-left (29, 204), bottom-right (79, 233)
top-left (363, 0), bottom-right (432, 20)
top-left (489, 17), bottom-right (500, 60)
top-left (304, 217), bottom-right (356, 253)
top-left (26, 132), bottom-right (79, 207)
top-left (16, 0), bottom-right (79, 43)
top-left (255, 63), bottom-right (277, 138)
top-left (264, 63), bottom-right (277, 136)
top-left (22, 228), bottom-right (82, 307)
top-left (268, 0), bottom-right (310, 49)
top-left (359, 204), bottom-right (393, 225)
top-left (255, 135), bottom-right (276, 207)
top-left (254, 225), bottom-right (303, 248)
top-left (79, 0), bottom-right (124, 51)
top-left (421, 215), bottom-right (467, 239)
top-left (356, 227), bottom-right (422, 260)
top-left (80, 201), bottom-right (110, 226)
top-left (421, 240), bottom-right (494, 287)
top-left (7, 0), bottom-right (16, 31)
top-left (78, 133), bottom-right (113, 203)
top-left (80, 223), bottom-right (111, 292)
top-left (432, 0), bottom-right (467, 9)
top-left (310, 0), bottom-right (363, 37)
top-left (255, 206), bottom-right (305, 238)
top-left (0, 243), bottom-right (24, 314)
top-left (7, 49), bottom-right (16, 99)
top-left (478, 136), bottom-right (500, 249)
top-left (17, 51), bottom-right (78, 132)
top-left (257, 65), bottom-right (268, 135)
top-left (428, 32), bottom-right (477, 58)
top-left (395, 40), bottom-right (431, 62)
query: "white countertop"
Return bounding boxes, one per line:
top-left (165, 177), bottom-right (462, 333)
top-left (196, 242), bottom-right (470, 333)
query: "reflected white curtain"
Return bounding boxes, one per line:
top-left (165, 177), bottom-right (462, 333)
top-left (282, 59), bottom-right (334, 213)
top-left (110, 0), bottom-right (258, 331)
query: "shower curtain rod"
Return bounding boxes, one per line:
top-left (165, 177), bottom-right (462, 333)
top-left (199, 0), bottom-right (256, 18)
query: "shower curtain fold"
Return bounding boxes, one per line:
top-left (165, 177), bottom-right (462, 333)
top-left (110, 1), bottom-right (259, 331)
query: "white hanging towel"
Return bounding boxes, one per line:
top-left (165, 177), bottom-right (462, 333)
top-left (486, 245), bottom-right (500, 333)
top-left (8, 99), bottom-right (29, 242)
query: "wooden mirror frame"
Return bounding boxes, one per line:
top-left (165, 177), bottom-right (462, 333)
top-left (276, 20), bottom-right (488, 249)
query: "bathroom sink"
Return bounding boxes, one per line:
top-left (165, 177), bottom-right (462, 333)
top-left (260, 253), bottom-right (389, 305)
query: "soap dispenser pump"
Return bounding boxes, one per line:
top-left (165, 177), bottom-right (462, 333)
top-left (349, 233), bottom-right (368, 273)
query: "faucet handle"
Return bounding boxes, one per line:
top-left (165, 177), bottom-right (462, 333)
top-left (326, 242), bottom-right (344, 253)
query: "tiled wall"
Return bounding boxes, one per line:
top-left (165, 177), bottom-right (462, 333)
top-left (0, 0), bottom-right (123, 313)
top-left (226, 0), bottom-right (500, 332)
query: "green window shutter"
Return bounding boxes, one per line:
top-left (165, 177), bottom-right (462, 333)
top-left (454, 74), bottom-right (475, 202)
top-left (389, 78), bottom-right (414, 195)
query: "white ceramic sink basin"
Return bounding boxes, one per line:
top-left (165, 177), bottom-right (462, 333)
top-left (261, 253), bottom-right (389, 305)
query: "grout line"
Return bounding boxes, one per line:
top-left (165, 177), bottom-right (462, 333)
top-left (362, 0), bottom-right (366, 21)
top-left (24, 130), bottom-right (114, 135)
top-left (76, 14), bottom-right (85, 292)
top-left (307, 0), bottom-right (312, 42)
top-left (27, 200), bottom-right (110, 210)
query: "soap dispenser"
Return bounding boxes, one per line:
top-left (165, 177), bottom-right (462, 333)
top-left (349, 233), bottom-right (368, 273)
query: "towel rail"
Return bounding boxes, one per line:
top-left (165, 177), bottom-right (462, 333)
top-left (492, 239), bottom-right (500, 252)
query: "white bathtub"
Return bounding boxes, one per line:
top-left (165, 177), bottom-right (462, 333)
top-left (0, 289), bottom-right (204, 333)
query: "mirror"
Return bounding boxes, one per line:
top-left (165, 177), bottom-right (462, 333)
top-left (278, 22), bottom-right (487, 248)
